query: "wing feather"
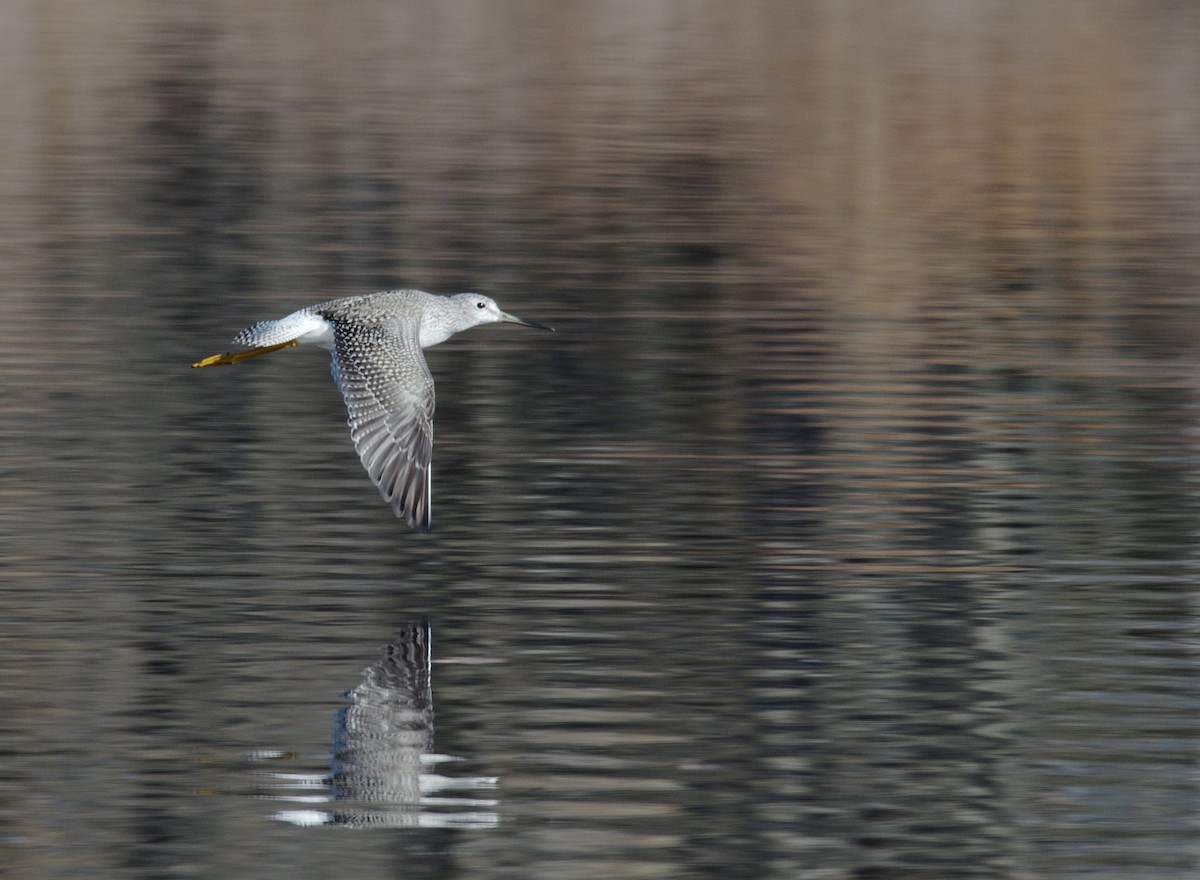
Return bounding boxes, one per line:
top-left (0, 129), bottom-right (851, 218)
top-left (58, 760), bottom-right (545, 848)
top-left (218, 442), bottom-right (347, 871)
top-left (329, 321), bottom-right (434, 531)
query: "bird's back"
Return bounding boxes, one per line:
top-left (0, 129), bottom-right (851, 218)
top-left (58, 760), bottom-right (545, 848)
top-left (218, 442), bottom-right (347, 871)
top-left (312, 289), bottom-right (436, 327)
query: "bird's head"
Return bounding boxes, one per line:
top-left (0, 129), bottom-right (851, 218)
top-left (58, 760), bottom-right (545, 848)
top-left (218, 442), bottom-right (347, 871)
top-left (453, 293), bottom-right (554, 332)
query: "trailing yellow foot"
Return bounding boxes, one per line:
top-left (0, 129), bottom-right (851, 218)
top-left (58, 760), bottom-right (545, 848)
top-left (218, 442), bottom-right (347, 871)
top-left (192, 339), bottom-right (299, 368)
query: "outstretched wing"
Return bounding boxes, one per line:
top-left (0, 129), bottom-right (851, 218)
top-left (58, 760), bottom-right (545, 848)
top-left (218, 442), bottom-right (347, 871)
top-left (329, 321), bottom-right (435, 531)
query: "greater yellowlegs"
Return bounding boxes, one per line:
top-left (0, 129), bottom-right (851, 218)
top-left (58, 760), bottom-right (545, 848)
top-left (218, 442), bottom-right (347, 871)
top-left (193, 289), bottom-right (552, 531)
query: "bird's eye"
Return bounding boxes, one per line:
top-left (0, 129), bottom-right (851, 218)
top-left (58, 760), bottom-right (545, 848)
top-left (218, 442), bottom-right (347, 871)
top-left (476, 301), bottom-right (487, 310)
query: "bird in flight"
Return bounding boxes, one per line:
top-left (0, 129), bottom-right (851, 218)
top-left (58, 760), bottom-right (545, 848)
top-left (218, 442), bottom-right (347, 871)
top-left (193, 289), bottom-right (553, 531)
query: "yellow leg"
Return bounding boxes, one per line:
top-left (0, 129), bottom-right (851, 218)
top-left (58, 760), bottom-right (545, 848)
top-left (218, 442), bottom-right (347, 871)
top-left (192, 339), bottom-right (299, 368)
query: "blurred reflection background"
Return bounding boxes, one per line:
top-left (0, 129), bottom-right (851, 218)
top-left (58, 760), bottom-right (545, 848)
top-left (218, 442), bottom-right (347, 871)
top-left (1, 3), bottom-right (1198, 879)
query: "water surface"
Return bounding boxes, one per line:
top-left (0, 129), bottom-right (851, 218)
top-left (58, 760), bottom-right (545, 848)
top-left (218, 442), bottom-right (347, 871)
top-left (2, 3), bottom-right (1199, 878)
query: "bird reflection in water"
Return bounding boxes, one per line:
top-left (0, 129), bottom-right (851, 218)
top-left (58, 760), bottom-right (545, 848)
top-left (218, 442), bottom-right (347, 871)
top-left (254, 617), bottom-right (498, 827)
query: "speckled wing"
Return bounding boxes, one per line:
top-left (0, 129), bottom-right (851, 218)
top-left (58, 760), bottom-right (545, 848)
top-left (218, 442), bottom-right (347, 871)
top-left (329, 320), bottom-right (435, 531)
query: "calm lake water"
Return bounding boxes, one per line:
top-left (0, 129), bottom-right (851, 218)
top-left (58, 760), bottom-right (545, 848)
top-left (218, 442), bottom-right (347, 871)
top-left (2, 3), bottom-right (1199, 878)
